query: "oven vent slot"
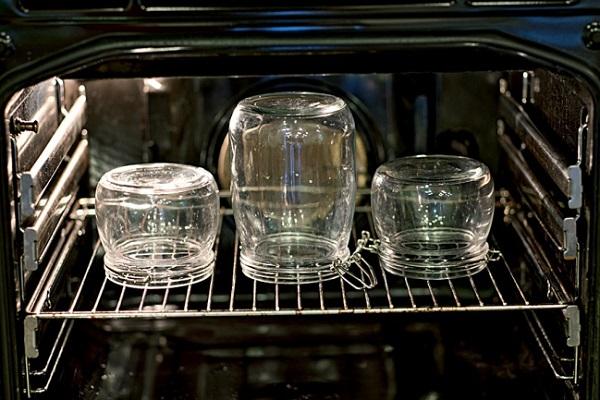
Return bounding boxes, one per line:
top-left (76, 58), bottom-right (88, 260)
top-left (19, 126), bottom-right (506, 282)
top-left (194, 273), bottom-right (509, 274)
top-left (19, 94), bottom-right (86, 222)
top-left (467, 0), bottom-right (577, 6)
top-left (18, 0), bottom-right (130, 12)
top-left (499, 92), bottom-right (582, 210)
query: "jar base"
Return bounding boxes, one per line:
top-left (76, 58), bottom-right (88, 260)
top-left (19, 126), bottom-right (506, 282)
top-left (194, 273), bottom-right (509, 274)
top-left (240, 232), bottom-right (350, 284)
top-left (378, 228), bottom-right (489, 280)
top-left (104, 236), bottom-right (215, 289)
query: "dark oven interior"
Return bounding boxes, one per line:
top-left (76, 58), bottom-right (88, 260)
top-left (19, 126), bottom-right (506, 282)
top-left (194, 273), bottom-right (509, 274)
top-left (5, 67), bottom-right (592, 399)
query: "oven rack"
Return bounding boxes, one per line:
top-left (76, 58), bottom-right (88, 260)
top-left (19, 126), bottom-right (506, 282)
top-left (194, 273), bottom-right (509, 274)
top-left (23, 197), bottom-right (579, 395)
top-left (26, 199), bottom-right (570, 321)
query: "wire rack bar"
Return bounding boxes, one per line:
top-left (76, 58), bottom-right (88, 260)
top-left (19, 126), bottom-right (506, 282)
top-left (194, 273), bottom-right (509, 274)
top-left (204, 213), bottom-right (223, 311)
top-left (68, 239), bottom-right (101, 312)
top-left (339, 278), bottom-right (348, 310)
top-left (28, 321), bottom-right (74, 394)
top-left (524, 311), bottom-right (575, 380)
top-left (92, 277), bottom-right (107, 312)
top-left (469, 276), bottom-right (484, 307)
top-left (252, 280), bottom-right (257, 311)
top-left (427, 281), bottom-right (438, 307)
top-left (318, 278), bottom-right (325, 311)
top-left (32, 305), bottom-right (567, 319)
top-left (448, 279), bottom-right (461, 307)
top-left (404, 277), bottom-right (416, 308)
top-left (139, 286), bottom-right (148, 311)
top-left (229, 233), bottom-right (239, 312)
top-left (486, 266), bottom-right (506, 306)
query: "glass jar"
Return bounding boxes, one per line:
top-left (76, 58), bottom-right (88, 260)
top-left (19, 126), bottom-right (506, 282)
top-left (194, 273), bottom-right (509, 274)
top-left (371, 155), bottom-right (494, 279)
top-left (229, 92), bottom-right (356, 284)
top-left (95, 163), bottom-right (219, 288)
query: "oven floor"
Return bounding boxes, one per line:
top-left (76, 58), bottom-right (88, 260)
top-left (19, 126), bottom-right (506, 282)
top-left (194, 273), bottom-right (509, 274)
top-left (42, 314), bottom-right (557, 400)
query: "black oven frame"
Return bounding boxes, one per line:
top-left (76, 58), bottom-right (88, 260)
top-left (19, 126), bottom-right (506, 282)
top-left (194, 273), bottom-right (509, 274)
top-left (1, 2), bottom-right (600, 399)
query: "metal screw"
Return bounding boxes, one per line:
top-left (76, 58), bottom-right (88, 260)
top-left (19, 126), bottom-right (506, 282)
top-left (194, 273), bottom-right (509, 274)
top-left (583, 22), bottom-right (600, 50)
top-left (10, 117), bottom-right (39, 135)
top-left (0, 32), bottom-right (15, 59)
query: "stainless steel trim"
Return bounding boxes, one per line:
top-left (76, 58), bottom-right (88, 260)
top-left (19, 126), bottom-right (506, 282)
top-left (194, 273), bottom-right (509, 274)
top-left (14, 95), bottom-right (59, 173)
top-left (20, 95), bottom-right (86, 221)
top-left (23, 140), bottom-right (88, 271)
top-left (499, 93), bottom-right (582, 209)
top-left (498, 132), bottom-right (578, 260)
top-left (499, 132), bottom-right (563, 239)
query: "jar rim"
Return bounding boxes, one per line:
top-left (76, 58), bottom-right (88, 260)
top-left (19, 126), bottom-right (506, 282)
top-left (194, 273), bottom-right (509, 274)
top-left (375, 155), bottom-right (491, 185)
top-left (98, 163), bottom-right (216, 195)
top-left (237, 91), bottom-right (347, 117)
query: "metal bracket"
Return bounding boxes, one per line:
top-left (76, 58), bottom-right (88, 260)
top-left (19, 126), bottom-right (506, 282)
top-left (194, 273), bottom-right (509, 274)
top-left (521, 71), bottom-right (539, 104)
top-left (54, 78), bottom-right (66, 119)
top-left (24, 316), bottom-right (39, 358)
top-left (563, 305), bottom-right (581, 348)
top-left (566, 114), bottom-right (587, 211)
top-left (562, 217), bottom-right (578, 261)
top-left (567, 165), bottom-right (582, 210)
top-left (23, 229), bottom-right (40, 272)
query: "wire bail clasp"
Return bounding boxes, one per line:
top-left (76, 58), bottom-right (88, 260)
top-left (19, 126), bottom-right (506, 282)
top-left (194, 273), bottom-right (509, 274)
top-left (331, 231), bottom-right (379, 290)
top-left (486, 248), bottom-right (503, 262)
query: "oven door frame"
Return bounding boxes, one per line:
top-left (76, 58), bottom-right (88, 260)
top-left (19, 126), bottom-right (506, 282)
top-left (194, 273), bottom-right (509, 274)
top-left (1, 6), bottom-right (600, 400)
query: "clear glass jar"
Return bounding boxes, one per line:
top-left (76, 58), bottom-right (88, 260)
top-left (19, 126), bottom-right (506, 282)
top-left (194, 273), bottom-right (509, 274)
top-left (95, 163), bottom-right (219, 288)
top-left (371, 155), bottom-right (494, 279)
top-left (229, 92), bottom-right (356, 284)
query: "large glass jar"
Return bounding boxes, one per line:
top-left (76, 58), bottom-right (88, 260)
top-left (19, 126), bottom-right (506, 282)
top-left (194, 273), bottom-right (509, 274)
top-left (95, 163), bottom-right (219, 288)
top-left (229, 92), bottom-right (356, 284)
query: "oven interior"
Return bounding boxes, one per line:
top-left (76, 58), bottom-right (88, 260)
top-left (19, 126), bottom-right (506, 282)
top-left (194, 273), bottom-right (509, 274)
top-left (6, 69), bottom-right (591, 399)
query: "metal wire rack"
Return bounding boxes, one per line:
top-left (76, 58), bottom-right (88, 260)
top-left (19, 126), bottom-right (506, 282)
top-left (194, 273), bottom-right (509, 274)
top-left (23, 196), bottom-right (578, 394)
top-left (26, 201), bottom-right (569, 321)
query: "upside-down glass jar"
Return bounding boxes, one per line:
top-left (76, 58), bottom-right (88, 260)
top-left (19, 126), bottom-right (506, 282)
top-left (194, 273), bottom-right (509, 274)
top-left (371, 155), bottom-right (494, 280)
top-left (229, 92), bottom-right (357, 284)
top-left (95, 163), bottom-right (219, 288)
